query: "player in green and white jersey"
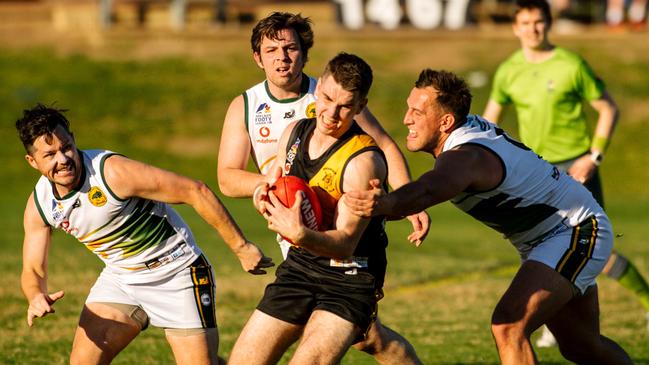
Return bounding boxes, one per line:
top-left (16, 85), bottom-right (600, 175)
top-left (484, 0), bottom-right (649, 346)
top-left (16, 104), bottom-right (273, 365)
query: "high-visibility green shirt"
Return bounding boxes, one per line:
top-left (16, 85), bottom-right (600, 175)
top-left (489, 47), bottom-right (605, 163)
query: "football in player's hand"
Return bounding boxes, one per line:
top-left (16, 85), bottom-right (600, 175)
top-left (269, 176), bottom-right (323, 236)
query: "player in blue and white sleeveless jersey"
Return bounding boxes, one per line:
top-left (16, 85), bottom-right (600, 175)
top-left (344, 70), bottom-right (632, 364)
top-left (217, 12), bottom-right (425, 364)
top-left (16, 104), bottom-right (273, 365)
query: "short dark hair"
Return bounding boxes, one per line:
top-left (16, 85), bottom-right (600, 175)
top-left (513, 0), bottom-right (552, 27)
top-left (251, 12), bottom-right (314, 61)
top-left (322, 52), bottom-right (373, 99)
top-left (15, 104), bottom-right (72, 154)
top-left (415, 69), bottom-right (472, 122)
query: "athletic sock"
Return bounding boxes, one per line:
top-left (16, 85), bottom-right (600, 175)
top-left (613, 257), bottom-right (649, 312)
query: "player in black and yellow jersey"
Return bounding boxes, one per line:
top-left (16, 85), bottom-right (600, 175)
top-left (228, 53), bottom-right (399, 365)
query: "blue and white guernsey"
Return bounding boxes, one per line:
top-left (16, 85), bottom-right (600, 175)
top-left (32, 150), bottom-right (201, 283)
top-left (244, 75), bottom-right (317, 174)
top-left (445, 115), bottom-right (604, 250)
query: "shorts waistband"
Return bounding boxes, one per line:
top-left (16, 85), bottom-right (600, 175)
top-left (145, 243), bottom-right (187, 270)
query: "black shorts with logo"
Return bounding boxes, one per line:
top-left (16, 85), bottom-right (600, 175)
top-left (257, 250), bottom-right (380, 339)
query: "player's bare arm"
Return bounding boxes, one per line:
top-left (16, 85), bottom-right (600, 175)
top-left (483, 100), bottom-right (504, 124)
top-left (264, 150), bottom-right (385, 259)
top-left (103, 155), bottom-right (274, 274)
top-left (21, 193), bottom-right (65, 326)
top-left (217, 95), bottom-right (268, 198)
top-left (356, 107), bottom-right (431, 245)
top-left (345, 145), bottom-right (502, 218)
top-left (568, 91), bottom-right (619, 183)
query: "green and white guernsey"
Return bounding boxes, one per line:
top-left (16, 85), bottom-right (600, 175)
top-left (446, 115), bottom-right (603, 250)
top-left (32, 149), bottom-right (201, 284)
top-left (244, 74), bottom-right (317, 174)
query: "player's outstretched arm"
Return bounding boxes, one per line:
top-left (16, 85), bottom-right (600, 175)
top-left (21, 193), bottom-right (65, 326)
top-left (103, 155), bottom-right (274, 275)
top-left (345, 145), bottom-right (501, 218)
top-left (356, 107), bottom-right (430, 246)
top-left (217, 95), bottom-right (267, 198)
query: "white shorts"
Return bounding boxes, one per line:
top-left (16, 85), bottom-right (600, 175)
top-left (525, 214), bottom-right (613, 294)
top-left (86, 255), bottom-right (217, 329)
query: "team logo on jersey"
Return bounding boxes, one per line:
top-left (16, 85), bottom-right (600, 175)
top-left (259, 126), bottom-right (270, 137)
top-left (256, 103), bottom-right (271, 113)
top-left (547, 79), bottom-right (555, 93)
top-left (255, 103), bottom-right (272, 125)
top-left (51, 200), bottom-right (65, 222)
top-left (284, 138), bottom-right (301, 174)
top-left (317, 168), bottom-right (337, 193)
top-left (305, 102), bottom-right (316, 118)
top-left (284, 109), bottom-right (295, 119)
top-left (200, 292), bottom-right (212, 306)
top-left (88, 186), bottom-right (107, 207)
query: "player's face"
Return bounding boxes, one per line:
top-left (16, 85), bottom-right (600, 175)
top-left (403, 87), bottom-right (444, 153)
top-left (254, 28), bottom-right (306, 92)
top-left (315, 75), bottom-right (366, 138)
top-left (513, 8), bottom-right (549, 50)
top-left (25, 125), bottom-right (82, 196)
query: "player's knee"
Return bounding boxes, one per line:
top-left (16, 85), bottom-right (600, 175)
top-left (353, 334), bottom-right (381, 355)
top-left (353, 324), bottom-right (386, 355)
top-left (490, 321), bottom-right (526, 345)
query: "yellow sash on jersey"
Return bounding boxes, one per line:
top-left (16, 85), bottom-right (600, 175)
top-left (308, 134), bottom-right (377, 202)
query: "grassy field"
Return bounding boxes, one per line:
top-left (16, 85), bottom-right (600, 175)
top-left (1, 24), bottom-right (648, 364)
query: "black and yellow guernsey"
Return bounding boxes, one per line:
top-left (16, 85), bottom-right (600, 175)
top-left (283, 118), bottom-right (389, 289)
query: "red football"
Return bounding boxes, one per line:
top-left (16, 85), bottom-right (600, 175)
top-left (269, 176), bottom-right (323, 239)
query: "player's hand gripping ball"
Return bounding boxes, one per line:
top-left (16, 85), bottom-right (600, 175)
top-left (267, 176), bottom-right (323, 242)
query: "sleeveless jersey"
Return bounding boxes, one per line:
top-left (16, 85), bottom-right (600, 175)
top-left (445, 115), bottom-right (603, 250)
top-left (33, 150), bottom-right (201, 284)
top-left (244, 74), bottom-right (317, 174)
top-left (283, 118), bottom-right (389, 288)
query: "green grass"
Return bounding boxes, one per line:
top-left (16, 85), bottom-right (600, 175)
top-left (1, 28), bottom-right (649, 364)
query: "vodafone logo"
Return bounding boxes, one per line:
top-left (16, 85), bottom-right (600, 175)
top-left (259, 126), bottom-right (270, 137)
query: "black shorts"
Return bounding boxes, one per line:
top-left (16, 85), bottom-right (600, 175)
top-left (257, 253), bottom-right (380, 340)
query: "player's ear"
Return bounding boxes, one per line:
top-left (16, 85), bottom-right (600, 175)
top-left (439, 113), bottom-right (456, 132)
top-left (253, 52), bottom-right (264, 69)
top-left (25, 153), bottom-right (38, 170)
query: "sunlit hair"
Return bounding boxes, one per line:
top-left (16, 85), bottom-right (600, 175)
top-left (415, 69), bottom-right (472, 123)
top-left (322, 52), bottom-right (373, 99)
top-left (15, 103), bottom-right (72, 154)
top-left (513, 0), bottom-right (553, 27)
top-left (251, 12), bottom-right (314, 62)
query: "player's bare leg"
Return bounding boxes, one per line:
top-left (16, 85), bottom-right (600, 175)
top-left (70, 303), bottom-right (141, 365)
top-left (547, 285), bottom-right (633, 364)
top-left (228, 310), bottom-right (303, 365)
top-left (290, 310), bottom-right (358, 364)
top-left (491, 261), bottom-right (575, 365)
top-left (353, 316), bottom-right (422, 365)
top-left (491, 260), bottom-right (632, 365)
top-left (166, 328), bottom-right (222, 365)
